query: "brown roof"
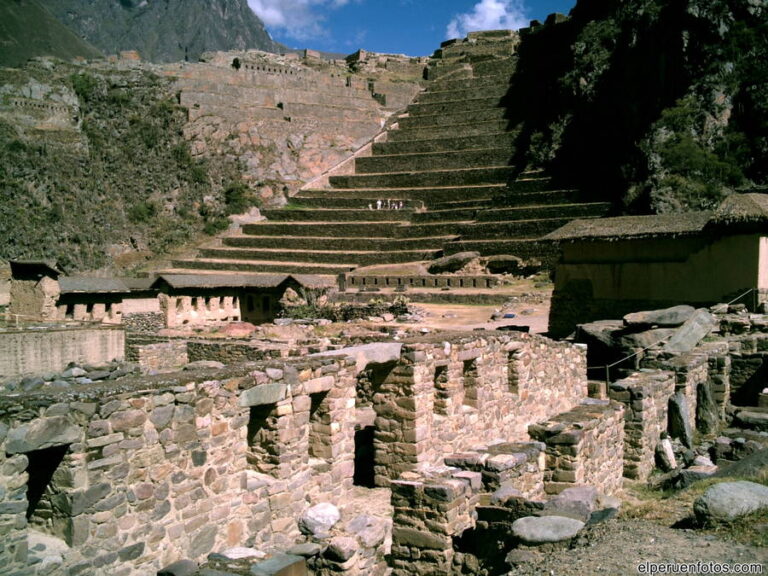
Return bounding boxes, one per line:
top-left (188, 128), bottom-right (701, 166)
top-left (151, 273), bottom-right (331, 290)
top-left (59, 278), bottom-right (129, 294)
top-left (544, 212), bottom-right (712, 242)
top-left (711, 192), bottom-right (768, 225)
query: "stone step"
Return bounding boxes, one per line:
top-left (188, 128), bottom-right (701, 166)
top-left (355, 148), bottom-right (511, 174)
top-left (397, 107), bottom-right (507, 129)
top-left (288, 196), bottom-right (423, 210)
top-left (499, 189), bottom-right (579, 206)
top-left (476, 202), bottom-right (612, 222)
top-left (406, 96), bottom-right (506, 117)
top-left (443, 238), bottom-right (559, 262)
top-left (425, 62), bottom-right (473, 82)
top-left (388, 120), bottom-right (511, 141)
top-left (241, 221), bottom-right (400, 237)
top-left (471, 59), bottom-right (518, 77)
top-left (298, 184), bottom-right (505, 204)
top-left (171, 258), bottom-right (356, 275)
top-left (411, 208), bottom-right (479, 223)
top-left (198, 247), bottom-right (440, 266)
top-left (415, 84), bottom-right (509, 104)
top-left (439, 38), bottom-right (518, 59)
top-left (225, 235), bottom-right (456, 251)
top-left (373, 132), bottom-right (516, 155)
top-left (329, 166), bottom-right (514, 189)
top-left (508, 177), bottom-right (554, 193)
top-left (261, 208), bottom-right (413, 222)
top-left (428, 198), bottom-right (494, 210)
top-left (394, 221), bottom-right (475, 238)
top-left (458, 217), bottom-right (594, 239)
top-left (431, 73), bottom-right (514, 92)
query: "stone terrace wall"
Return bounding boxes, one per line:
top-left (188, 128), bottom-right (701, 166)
top-left (372, 333), bottom-right (588, 485)
top-left (0, 355), bottom-right (358, 575)
top-left (0, 326), bottom-right (124, 379)
top-left (528, 400), bottom-right (625, 496)
top-left (609, 371), bottom-right (676, 481)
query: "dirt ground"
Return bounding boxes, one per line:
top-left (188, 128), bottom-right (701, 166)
top-left (415, 301), bottom-right (550, 334)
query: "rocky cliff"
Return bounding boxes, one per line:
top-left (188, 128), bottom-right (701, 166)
top-left (38, 0), bottom-right (284, 63)
top-left (508, 0), bottom-right (767, 213)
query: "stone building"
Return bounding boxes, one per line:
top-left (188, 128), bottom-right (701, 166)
top-left (57, 277), bottom-right (127, 324)
top-left (152, 273), bottom-right (330, 327)
top-left (7, 260), bottom-right (62, 323)
top-left (546, 193), bottom-right (768, 337)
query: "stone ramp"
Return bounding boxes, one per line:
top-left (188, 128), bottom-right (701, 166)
top-left (171, 31), bottom-right (611, 277)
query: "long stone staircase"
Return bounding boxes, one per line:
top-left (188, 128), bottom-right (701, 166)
top-left (169, 31), bottom-right (610, 278)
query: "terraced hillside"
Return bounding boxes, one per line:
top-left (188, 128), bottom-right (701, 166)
top-left (170, 30), bottom-right (611, 278)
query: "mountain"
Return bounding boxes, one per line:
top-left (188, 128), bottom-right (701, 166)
top-left (38, 0), bottom-right (284, 63)
top-left (0, 0), bottom-right (102, 68)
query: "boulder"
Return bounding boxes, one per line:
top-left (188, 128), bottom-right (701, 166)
top-left (677, 465), bottom-right (718, 488)
top-left (623, 305), bottom-right (696, 328)
top-left (324, 536), bottom-right (358, 562)
top-left (6, 417), bottom-right (81, 454)
top-left (541, 486), bottom-right (598, 523)
top-left (696, 381), bottom-right (720, 435)
top-left (298, 503), bottom-right (341, 538)
top-left (485, 255), bottom-right (524, 275)
top-left (618, 329), bottom-right (677, 352)
top-left (511, 516), bottom-right (584, 545)
top-left (668, 392), bottom-right (694, 449)
top-left (346, 515), bottom-right (387, 548)
top-left (427, 251), bottom-right (480, 274)
top-left (664, 309), bottom-right (716, 354)
top-left (655, 438), bottom-right (677, 472)
top-left (714, 448), bottom-right (768, 479)
top-left (693, 481), bottom-right (768, 523)
top-left (250, 554), bottom-right (306, 576)
top-left (734, 409), bottom-right (768, 432)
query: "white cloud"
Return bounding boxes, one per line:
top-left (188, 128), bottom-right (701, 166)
top-left (446, 0), bottom-right (529, 40)
top-left (248, 0), bottom-right (356, 41)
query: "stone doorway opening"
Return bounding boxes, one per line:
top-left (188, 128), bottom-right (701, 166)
top-left (26, 444), bottom-right (71, 542)
top-left (354, 361), bottom-right (396, 488)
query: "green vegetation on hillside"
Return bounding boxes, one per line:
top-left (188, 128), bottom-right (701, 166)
top-left (0, 65), bottom-right (246, 272)
top-left (508, 0), bottom-right (768, 213)
top-left (0, 0), bottom-right (101, 68)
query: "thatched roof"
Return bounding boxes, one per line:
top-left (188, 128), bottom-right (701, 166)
top-left (547, 192), bottom-right (768, 242)
top-left (711, 193), bottom-right (768, 226)
top-left (545, 212), bottom-right (712, 242)
top-left (10, 260), bottom-right (62, 280)
top-left (151, 273), bottom-right (331, 291)
top-left (59, 278), bottom-right (129, 294)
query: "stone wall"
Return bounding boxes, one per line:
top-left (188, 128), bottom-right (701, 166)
top-left (159, 294), bottom-right (241, 328)
top-left (372, 334), bottom-right (588, 486)
top-left (133, 341), bottom-right (189, 373)
top-left (609, 371), bottom-right (676, 481)
top-left (0, 354), bottom-right (360, 575)
top-left (390, 471), bottom-right (479, 576)
top-left (528, 400), bottom-right (625, 496)
top-left (0, 326), bottom-right (125, 379)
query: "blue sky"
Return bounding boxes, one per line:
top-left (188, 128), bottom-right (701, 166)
top-left (247, 0), bottom-right (577, 56)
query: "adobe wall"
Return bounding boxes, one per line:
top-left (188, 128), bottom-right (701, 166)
top-left (549, 234), bottom-right (762, 337)
top-left (0, 326), bottom-right (124, 379)
top-left (372, 333), bottom-right (588, 485)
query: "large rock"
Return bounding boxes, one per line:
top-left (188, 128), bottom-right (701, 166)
top-left (157, 560), bottom-right (198, 576)
top-left (693, 481), bottom-right (768, 523)
top-left (312, 342), bottom-right (402, 372)
top-left (485, 254), bottom-right (524, 275)
top-left (734, 409), bottom-right (768, 432)
top-left (655, 438), bottom-right (677, 472)
top-left (541, 486), bottom-right (598, 523)
top-left (664, 309), bottom-right (716, 354)
top-left (696, 381), bottom-right (720, 435)
top-left (623, 305), bottom-right (696, 328)
top-left (427, 251), bottom-right (480, 274)
top-left (668, 391), bottom-right (694, 449)
top-left (6, 417), bottom-right (81, 454)
top-left (715, 448), bottom-right (768, 479)
top-left (298, 503), bottom-right (341, 538)
top-left (511, 516), bottom-right (584, 545)
top-left (618, 328), bottom-right (677, 352)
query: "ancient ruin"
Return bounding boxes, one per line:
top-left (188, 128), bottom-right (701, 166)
top-left (1, 7), bottom-right (768, 576)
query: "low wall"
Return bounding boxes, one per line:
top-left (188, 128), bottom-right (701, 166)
top-left (372, 333), bottom-right (588, 485)
top-left (0, 326), bottom-right (124, 379)
top-left (528, 400), bottom-right (625, 496)
top-left (609, 371), bottom-right (676, 481)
